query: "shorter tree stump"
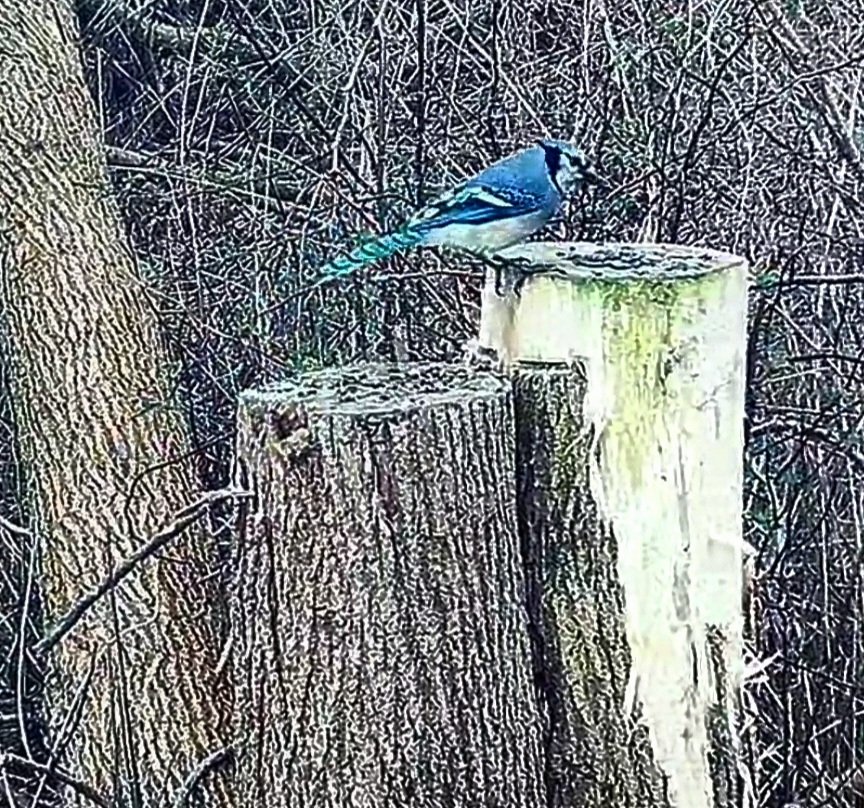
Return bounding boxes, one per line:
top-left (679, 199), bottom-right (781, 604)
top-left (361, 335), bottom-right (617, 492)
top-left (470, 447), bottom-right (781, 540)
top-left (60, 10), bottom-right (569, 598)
top-left (232, 363), bottom-right (544, 808)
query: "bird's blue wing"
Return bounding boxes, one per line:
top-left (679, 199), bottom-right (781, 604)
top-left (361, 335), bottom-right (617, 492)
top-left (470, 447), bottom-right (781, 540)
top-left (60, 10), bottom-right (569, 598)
top-left (408, 183), bottom-right (541, 232)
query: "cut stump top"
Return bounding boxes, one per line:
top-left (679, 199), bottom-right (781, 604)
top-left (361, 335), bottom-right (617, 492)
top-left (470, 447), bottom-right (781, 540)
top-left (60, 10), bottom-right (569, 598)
top-left (495, 241), bottom-right (746, 282)
top-left (239, 362), bottom-right (509, 417)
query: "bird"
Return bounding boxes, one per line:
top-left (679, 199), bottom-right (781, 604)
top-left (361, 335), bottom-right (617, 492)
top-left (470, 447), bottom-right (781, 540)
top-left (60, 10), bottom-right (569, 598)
top-left (312, 139), bottom-right (601, 289)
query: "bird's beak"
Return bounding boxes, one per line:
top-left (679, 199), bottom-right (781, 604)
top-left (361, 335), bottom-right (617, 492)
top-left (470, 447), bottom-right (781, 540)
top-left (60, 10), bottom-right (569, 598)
top-left (584, 166), bottom-right (607, 187)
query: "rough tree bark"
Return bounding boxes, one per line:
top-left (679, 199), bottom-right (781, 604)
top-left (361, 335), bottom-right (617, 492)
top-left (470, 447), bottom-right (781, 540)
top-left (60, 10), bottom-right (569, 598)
top-left (232, 363), bottom-right (544, 808)
top-left (0, 318), bottom-right (52, 806)
top-left (514, 366), bottom-right (667, 807)
top-left (482, 242), bottom-right (749, 808)
top-left (0, 2), bottom-right (230, 805)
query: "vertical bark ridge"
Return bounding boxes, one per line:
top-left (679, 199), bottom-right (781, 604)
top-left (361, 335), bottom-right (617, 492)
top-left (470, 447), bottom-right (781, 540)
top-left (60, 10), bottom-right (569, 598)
top-left (514, 365), bottom-right (668, 808)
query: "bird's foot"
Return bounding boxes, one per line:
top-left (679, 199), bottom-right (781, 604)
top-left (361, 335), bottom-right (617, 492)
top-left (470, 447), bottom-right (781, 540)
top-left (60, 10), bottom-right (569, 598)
top-left (462, 339), bottom-right (510, 374)
top-left (512, 271), bottom-right (529, 298)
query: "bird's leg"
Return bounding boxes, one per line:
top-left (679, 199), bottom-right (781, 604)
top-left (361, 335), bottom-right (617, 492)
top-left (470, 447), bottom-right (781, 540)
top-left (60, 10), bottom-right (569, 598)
top-left (512, 271), bottom-right (529, 297)
top-left (483, 258), bottom-right (503, 296)
top-left (494, 265), bottom-right (506, 297)
top-left (478, 252), bottom-right (536, 298)
top-left (462, 339), bottom-right (510, 374)
top-left (471, 250), bottom-right (509, 297)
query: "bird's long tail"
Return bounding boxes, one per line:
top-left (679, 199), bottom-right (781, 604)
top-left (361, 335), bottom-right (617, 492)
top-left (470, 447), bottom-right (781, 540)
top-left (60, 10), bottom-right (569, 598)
top-left (317, 226), bottom-right (426, 282)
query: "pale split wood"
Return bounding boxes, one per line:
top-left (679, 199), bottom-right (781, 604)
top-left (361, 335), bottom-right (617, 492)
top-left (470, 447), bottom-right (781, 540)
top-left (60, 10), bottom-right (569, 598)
top-left (480, 242), bottom-right (748, 808)
top-left (513, 366), bottom-right (668, 807)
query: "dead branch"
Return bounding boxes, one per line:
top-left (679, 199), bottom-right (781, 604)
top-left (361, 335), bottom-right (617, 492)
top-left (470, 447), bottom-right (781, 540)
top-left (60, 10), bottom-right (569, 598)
top-left (0, 752), bottom-right (111, 808)
top-left (170, 745), bottom-right (234, 808)
top-left (34, 488), bottom-right (250, 656)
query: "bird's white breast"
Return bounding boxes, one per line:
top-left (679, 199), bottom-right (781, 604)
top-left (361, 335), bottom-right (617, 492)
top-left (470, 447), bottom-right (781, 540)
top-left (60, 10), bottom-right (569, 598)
top-left (423, 210), bottom-right (551, 252)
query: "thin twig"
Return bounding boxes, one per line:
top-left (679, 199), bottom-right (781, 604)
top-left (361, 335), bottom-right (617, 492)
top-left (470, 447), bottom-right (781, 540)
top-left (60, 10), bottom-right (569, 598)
top-left (35, 489), bottom-right (250, 655)
top-left (170, 745), bottom-right (234, 808)
top-left (0, 515), bottom-right (31, 536)
top-left (775, 274), bottom-right (864, 287)
top-left (0, 752), bottom-right (111, 808)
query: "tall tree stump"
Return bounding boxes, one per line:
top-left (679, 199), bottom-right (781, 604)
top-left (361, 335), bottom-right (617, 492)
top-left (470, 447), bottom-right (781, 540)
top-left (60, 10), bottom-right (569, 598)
top-left (232, 363), bottom-right (544, 807)
top-left (481, 242), bottom-right (749, 808)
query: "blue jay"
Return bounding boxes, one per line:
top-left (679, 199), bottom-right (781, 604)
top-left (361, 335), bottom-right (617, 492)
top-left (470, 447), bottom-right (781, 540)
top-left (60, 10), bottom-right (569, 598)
top-left (314, 139), bottom-right (600, 289)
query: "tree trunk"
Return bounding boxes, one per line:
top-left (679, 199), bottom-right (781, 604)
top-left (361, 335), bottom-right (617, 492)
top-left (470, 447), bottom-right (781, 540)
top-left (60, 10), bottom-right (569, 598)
top-left (232, 362), bottom-right (544, 808)
top-left (0, 2), bottom-right (230, 805)
top-left (482, 242), bottom-right (749, 808)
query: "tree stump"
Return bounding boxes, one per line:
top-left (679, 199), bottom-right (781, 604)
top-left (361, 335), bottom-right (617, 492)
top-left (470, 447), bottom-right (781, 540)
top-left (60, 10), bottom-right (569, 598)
top-left (482, 242), bottom-right (749, 808)
top-left (232, 363), bottom-right (544, 807)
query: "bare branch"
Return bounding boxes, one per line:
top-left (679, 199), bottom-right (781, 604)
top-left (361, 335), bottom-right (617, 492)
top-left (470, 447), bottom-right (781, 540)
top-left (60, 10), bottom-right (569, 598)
top-left (78, 0), bottom-right (232, 55)
top-left (171, 745), bottom-right (234, 808)
top-left (34, 489), bottom-right (250, 656)
top-left (776, 274), bottom-right (864, 287)
top-left (0, 752), bottom-right (111, 808)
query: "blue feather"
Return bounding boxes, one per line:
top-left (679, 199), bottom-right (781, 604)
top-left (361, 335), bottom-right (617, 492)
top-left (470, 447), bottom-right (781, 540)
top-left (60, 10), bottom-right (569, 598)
top-left (410, 185), bottom-right (535, 232)
top-left (313, 187), bottom-right (528, 284)
top-left (317, 226), bottom-right (426, 281)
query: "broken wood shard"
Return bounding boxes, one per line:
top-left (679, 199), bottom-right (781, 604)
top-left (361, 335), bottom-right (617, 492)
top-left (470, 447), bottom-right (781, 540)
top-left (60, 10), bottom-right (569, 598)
top-left (485, 241), bottom-right (750, 808)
